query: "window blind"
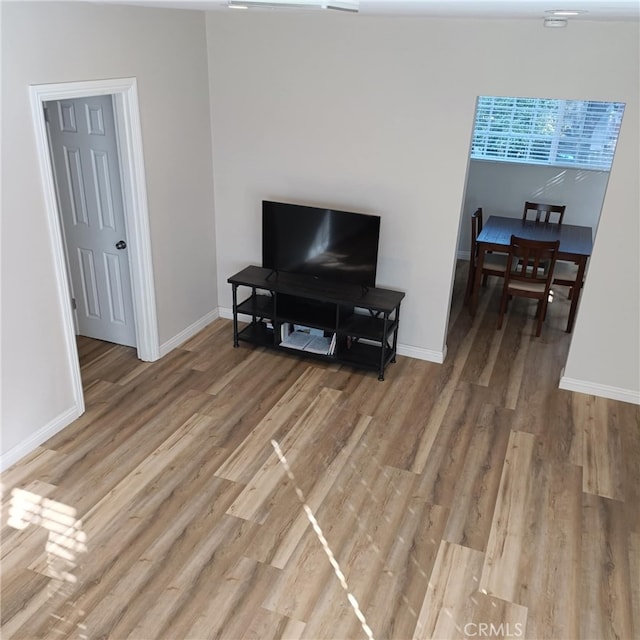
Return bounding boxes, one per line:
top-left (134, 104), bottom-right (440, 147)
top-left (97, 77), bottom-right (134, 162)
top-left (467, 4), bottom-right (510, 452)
top-left (471, 96), bottom-right (625, 171)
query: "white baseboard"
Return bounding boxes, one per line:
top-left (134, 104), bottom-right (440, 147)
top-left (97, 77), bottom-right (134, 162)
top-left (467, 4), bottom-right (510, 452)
top-left (218, 307), bottom-right (234, 321)
top-left (559, 375), bottom-right (640, 405)
top-left (0, 405), bottom-right (82, 473)
top-left (159, 309), bottom-right (220, 357)
top-left (397, 343), bottom-right (446, 364)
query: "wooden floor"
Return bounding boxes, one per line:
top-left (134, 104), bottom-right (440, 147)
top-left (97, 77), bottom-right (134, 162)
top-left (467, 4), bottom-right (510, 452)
top-left (2, 262), bottom-right (639, 640)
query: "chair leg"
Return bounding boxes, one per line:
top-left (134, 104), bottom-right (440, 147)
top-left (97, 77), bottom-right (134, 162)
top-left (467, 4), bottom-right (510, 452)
top-left (535, 299), bottom-right (548, 337)
top-left (464, 261), bottom-right (475, 306)
top-left (541, 299), bottom-right (548, 321)
top-left (535, 313), bottom-right (544, 337)
top-left (497, 288), bottom-right (509, 330)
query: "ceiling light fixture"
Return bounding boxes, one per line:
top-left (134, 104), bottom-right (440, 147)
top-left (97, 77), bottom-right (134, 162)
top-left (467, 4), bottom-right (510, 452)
top-left (545, 9), bottom-right (587, 16)
top-left (544, 17), bottom-right (569, 27)
top-left (228, 0), bottom-right (358, 11)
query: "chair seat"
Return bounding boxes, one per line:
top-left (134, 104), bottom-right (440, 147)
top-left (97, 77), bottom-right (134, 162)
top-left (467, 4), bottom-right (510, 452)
top-left (508, 280), bottom-right (546, 294)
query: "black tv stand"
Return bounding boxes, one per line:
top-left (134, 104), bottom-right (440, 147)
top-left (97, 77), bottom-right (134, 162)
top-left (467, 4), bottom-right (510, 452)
top-left (228, 266), bottom-right (405, 380)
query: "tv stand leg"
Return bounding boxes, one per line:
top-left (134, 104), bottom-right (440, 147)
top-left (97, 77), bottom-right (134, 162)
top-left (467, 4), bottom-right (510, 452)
top-left (232, 284), bottom-right (239, 347)
top-left (377, 312), bottom-right (390, 381)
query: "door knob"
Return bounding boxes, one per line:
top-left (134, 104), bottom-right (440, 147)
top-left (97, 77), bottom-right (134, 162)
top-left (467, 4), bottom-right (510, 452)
top-left (115, 240), bottom-right (127, 250)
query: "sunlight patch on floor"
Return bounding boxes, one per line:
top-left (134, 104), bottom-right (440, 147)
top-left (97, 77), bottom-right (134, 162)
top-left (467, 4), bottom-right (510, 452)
top-left (271, 438), bottom-right (375, 640)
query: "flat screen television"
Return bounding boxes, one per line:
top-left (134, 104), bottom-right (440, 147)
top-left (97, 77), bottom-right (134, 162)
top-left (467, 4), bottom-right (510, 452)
top-left (262, 200), bottom-right (381, 288)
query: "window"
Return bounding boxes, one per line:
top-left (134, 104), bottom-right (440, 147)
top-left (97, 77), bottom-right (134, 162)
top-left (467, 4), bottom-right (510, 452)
top-left (471, 96), bottom-right (625, 171)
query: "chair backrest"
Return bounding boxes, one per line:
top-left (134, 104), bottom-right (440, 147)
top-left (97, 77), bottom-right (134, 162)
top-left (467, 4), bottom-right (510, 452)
top-left (470, 207), bottom-right (483, 255)
top-left (506, 235), bottom-right (560, 289)
top-left (522, 201), bottom-right (566, 225)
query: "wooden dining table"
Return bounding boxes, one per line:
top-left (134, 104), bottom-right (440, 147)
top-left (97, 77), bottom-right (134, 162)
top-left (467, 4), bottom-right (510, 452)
top-left (469, 215), bottom-right (593, 333)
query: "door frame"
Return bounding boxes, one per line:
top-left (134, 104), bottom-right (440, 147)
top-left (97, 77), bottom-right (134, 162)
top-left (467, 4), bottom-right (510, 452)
top-left (29, 78), bottom-right (160, 413)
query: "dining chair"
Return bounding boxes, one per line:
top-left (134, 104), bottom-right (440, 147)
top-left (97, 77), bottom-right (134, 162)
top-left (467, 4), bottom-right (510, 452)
top-left (497, 235), bottom-right (560, 337)
top-left (552, 260), bottom-right (585, 299)
top-left (464, 207), bottom-right (508, 306)
top-left (522, 201), bottom-right (566, 225)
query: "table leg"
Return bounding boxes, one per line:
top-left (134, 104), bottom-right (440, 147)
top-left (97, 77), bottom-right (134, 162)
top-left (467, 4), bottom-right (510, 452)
top-left (469, 247), bottom-right (486, 316)
top-left (566, 257), bottom-right (587, 333)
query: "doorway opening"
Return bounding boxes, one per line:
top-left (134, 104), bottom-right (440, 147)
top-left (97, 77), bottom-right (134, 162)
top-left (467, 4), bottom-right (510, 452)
top-left (29, 78), bottom-right (159, 417)
top-left (450, 95), bottom-right (625, 339)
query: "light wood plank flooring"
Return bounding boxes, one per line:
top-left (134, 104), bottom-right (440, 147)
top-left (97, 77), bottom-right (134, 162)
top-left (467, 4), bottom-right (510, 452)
top-left (2, 262), bottom-right (639, 639)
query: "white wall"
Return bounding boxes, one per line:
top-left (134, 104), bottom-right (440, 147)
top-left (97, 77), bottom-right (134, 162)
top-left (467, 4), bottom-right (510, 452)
top-left (207, 12), bottom-right (639, 401)
top-left (458, 160), bottom-right (609, 256)
top-left (561, 107), bottom-right (640, 402)
top-left (1, 2), bottom-right (217, 463)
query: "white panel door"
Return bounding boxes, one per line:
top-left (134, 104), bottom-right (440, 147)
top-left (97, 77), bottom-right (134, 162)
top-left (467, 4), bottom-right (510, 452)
top-left (45, 95), bottom-right (136, 347)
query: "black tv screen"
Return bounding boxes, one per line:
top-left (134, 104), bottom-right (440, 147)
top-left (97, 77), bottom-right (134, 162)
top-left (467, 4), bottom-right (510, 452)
top-left (262, 201), bottom-right (380, 288)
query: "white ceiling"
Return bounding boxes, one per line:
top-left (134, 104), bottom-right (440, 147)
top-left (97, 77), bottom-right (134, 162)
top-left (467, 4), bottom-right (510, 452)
top-left (87, 0), bottom-right (640, 21)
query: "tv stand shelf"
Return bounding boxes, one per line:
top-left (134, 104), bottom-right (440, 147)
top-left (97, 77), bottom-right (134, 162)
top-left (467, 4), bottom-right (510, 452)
top-left (228, 265), bottom-right (405, 380)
